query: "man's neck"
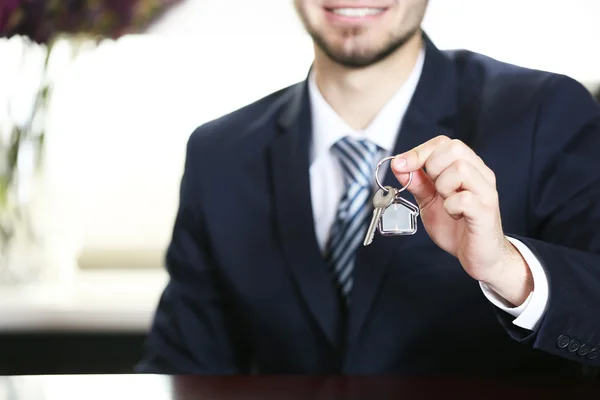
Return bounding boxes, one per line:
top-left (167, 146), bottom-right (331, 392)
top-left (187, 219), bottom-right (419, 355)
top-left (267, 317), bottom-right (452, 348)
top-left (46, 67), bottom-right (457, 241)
top-left (312, 31), bottom-right (423, 131)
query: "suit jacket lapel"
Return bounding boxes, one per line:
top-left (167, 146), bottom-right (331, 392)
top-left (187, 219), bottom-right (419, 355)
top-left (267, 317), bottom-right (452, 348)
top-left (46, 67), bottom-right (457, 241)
top-left (346, 34), bottom-right (460, 356)
top-left (268, 83), bottom-right (342, 349)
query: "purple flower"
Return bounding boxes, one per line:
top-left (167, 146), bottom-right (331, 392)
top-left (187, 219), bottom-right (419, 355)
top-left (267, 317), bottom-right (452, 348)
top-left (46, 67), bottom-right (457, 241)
top-left (0, 0), bottom-right (22, 33)
top-left (0, 0), bottom-right (184, 43)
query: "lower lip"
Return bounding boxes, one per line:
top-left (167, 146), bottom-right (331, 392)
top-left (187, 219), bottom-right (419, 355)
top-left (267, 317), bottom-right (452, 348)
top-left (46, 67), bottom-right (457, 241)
top-left (324, 8), bottom-right (388, 24)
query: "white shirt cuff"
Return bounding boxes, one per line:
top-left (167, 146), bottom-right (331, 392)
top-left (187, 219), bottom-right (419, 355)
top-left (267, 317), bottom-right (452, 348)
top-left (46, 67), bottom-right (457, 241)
top-left (479, 236), bottom-right (549, 331)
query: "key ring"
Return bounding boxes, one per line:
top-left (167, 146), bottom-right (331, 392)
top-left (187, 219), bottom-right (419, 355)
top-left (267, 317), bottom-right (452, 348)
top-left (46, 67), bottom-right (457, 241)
top-left (375, 156), bottom-right (413, 194)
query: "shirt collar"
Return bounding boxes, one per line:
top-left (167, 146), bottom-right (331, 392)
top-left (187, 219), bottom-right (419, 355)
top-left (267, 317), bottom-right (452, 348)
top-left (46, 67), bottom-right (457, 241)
top-left (308, 46), bottom-right (426, 164)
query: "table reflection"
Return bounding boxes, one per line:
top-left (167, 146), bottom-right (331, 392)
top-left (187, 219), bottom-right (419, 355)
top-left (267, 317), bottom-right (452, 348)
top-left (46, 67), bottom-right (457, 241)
top-left (0, 375), bottom-right (172, 400)
top-left (0, 374), bottom-right (598, 400)
top-left (171, 375), bottom-right (598, 400)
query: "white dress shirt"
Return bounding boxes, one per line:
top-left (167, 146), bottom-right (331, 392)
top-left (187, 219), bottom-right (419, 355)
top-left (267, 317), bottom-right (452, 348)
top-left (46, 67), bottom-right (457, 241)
top-left (306, 47), bottom-right (549, 331)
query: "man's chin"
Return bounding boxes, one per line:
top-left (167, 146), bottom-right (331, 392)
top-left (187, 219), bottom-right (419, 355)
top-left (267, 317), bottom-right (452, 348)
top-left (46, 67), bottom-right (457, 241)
top-left (315, 28), bottom-right (420, 68)
top-left (319, 43), bottom-right (396, 68)
top-left (329, 52), bottom-right (385, 68)
top-left (312, 37), bottom-right (383, 67)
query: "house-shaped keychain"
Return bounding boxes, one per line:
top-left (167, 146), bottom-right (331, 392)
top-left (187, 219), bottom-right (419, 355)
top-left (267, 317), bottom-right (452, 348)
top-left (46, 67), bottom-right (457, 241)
top-left (378, 196), bottom-right (420, 236)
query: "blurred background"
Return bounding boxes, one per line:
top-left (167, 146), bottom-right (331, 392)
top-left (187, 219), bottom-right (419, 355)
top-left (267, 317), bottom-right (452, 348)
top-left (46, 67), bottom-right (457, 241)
top-left (0, 0), bottom-right (599, 375)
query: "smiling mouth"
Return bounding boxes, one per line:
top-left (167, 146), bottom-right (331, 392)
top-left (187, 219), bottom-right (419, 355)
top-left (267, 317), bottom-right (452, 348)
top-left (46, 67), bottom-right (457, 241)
top-left (325, 7), bottom-right (387, 17)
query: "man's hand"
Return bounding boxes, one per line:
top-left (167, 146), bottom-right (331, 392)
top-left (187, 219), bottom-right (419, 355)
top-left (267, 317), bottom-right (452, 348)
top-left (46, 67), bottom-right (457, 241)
top-left (391, 135), bottom-right (534, 306)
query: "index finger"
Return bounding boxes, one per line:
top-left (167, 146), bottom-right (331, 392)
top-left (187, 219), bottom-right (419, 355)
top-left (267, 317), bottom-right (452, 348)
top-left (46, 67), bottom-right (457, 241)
top-left (392, 135), bottom-right (452, 172)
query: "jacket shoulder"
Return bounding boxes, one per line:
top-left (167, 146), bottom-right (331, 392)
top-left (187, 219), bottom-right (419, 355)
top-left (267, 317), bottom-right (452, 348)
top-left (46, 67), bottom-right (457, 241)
top-left (445, 49), bottom-right (555, 87)
top-left (444, 49), bottom-right (595, 115)
top-left (186, 83), bottom-right (299, 154)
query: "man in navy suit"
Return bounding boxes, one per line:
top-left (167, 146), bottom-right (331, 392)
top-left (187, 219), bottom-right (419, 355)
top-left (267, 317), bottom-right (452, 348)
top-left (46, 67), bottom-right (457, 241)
top-left (137, 0), bottom-right (600, 375)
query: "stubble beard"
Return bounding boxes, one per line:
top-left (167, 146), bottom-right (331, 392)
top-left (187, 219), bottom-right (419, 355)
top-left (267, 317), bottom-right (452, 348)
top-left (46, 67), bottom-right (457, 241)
top-left (304, 24), bottom-right (420, 69)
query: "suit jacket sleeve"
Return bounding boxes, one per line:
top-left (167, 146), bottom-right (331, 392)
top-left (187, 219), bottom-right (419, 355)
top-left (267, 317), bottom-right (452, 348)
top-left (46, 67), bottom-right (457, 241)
top-left (499, 75), bottom-right (600, 366)
top-left (135, 131), bottom-right (249, 374)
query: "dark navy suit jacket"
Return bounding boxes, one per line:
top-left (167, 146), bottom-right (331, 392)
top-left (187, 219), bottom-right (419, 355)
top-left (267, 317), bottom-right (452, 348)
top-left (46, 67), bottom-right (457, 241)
top-left (136, 36), bottom-right (600, 376)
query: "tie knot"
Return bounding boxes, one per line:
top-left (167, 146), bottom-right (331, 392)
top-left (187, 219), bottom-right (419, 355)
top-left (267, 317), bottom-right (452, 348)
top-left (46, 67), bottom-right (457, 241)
top-left (332, 136), bottom-right (379, 188)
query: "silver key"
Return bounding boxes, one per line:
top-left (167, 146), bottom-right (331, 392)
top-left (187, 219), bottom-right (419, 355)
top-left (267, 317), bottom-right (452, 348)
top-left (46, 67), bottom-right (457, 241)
top-left (379, 196), bottom-right (419, 236)
top-left (363, 186), bottom-right (396, 246)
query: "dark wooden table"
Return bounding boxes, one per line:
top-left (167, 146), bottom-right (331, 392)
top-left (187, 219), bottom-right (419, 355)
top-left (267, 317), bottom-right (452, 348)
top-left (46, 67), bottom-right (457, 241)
top-left (0, 375), bottom-right (599, 399)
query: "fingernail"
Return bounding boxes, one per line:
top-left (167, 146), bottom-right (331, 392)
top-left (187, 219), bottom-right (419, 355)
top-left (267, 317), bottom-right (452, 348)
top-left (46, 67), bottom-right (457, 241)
top-left (393, 156), bottom-right (407, 170)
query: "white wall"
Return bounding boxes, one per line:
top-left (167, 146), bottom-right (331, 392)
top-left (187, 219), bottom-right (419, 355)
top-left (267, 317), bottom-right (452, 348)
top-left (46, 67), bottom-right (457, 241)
top-left (4, 0), bottom-right (600, 269)
top-left (423, 0), bottom-right (600, 83)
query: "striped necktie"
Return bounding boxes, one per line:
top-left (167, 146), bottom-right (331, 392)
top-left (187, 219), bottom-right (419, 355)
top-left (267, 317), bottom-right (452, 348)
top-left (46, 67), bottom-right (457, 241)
top-left (325, 136), bottom-right (380, 305)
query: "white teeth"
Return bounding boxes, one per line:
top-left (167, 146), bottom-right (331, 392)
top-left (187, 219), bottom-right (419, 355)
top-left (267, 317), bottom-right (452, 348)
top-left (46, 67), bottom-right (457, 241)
top-left (331, 8), bottom-right (385, 17)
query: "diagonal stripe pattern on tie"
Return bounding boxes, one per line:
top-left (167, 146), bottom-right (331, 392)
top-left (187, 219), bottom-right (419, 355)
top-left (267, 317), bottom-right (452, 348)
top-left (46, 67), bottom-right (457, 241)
top-left (325, 136), bottom-right (380, 304)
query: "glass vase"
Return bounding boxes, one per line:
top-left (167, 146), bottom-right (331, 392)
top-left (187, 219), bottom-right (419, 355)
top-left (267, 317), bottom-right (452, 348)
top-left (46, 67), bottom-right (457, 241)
top-left (0, 142), bottom-right (48, 285)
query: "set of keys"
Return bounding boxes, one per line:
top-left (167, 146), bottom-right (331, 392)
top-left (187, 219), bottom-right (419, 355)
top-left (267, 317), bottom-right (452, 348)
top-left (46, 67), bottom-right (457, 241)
top-left (363, 156), bottom-right (420, 246)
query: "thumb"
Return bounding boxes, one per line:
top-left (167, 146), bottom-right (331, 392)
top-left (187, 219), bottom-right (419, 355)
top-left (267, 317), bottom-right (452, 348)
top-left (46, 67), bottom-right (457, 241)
top-left (391, 157), bottom-right (437, 207)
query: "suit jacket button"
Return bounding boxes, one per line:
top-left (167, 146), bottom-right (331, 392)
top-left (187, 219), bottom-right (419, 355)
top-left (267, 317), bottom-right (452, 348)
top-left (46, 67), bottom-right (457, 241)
top-left (578, 344), bottom-right (591, 356)
top-left (588, 347), bottom-right (599, 360)
top-left (557, 334), bottom-right (570, 349)
top-left (567, 339), bottom-right (580, 352)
